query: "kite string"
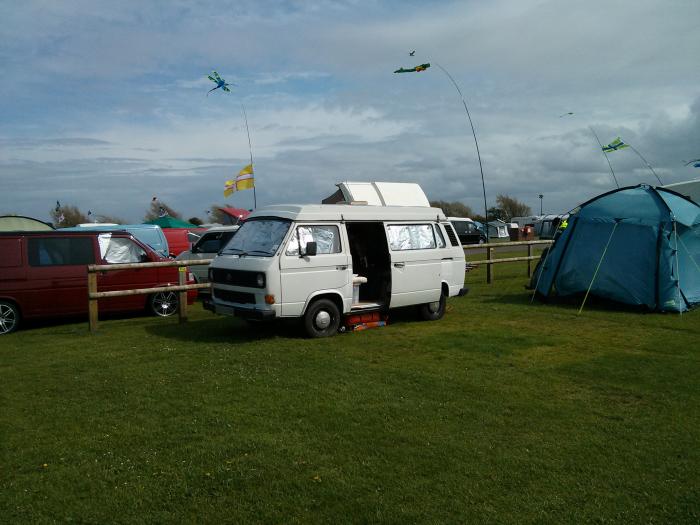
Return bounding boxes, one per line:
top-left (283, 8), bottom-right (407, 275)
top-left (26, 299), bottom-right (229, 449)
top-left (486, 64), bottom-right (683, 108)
top-left (433, 62), bottom-right (488, 241)
top-left (628, 144), bottom-right (663, 185)
top-left (589, 126), bottom-right (620, 189)
top-left (240, 103), bottom-right (256, 209)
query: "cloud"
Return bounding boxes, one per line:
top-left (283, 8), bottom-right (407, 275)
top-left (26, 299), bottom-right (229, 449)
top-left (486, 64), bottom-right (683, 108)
top-left (1, 0), bottom-right (699, 223)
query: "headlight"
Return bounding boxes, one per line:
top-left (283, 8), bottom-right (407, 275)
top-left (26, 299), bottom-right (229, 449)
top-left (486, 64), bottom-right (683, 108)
top-left (256, 273), bottom-right (265, 287)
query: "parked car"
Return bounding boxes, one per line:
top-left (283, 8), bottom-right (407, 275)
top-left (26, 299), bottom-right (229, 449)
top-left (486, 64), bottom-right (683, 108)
top-left (0, 230), bottom-right (197, 334)
top-left (208, 203), bottom-right (467, 337)
top-left (161, 227), bottom-right (208, 257)
top-left (62, 223), bottom-right (170, 258)
top-left (448, 217), bottom-right (486, 245)
top-left (175, 225), bottom-right (240, 288)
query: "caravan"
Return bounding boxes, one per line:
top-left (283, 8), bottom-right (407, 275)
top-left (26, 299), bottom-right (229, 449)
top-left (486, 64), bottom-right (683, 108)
top-left (207, 204), bottom-right (467, 337)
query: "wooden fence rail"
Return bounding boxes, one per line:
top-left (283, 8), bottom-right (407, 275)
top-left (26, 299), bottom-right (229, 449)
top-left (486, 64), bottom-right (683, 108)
top-left (463, 239), bottom-right (553, 283)
top-left (87, 258), bottom-right (213, 332)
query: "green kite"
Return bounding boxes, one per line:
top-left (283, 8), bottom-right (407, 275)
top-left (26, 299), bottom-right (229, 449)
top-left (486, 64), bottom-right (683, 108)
top-left (394, 63), bottom-right (430, 73)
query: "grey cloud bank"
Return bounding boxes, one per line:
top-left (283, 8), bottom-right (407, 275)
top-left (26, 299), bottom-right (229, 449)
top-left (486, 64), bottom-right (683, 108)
top-left (1, 0), bottom-right (699, 222)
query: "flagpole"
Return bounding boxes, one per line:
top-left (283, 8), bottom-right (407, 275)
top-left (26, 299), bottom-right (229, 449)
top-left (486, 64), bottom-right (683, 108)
top-left (627, 144), bottom-right (663, 185)
top-left (240, 103), bottom-right (257, 209)
top-left (433, 62), bottom-right (489, 241)
top-left (589, 126), bottom-right (619, 189)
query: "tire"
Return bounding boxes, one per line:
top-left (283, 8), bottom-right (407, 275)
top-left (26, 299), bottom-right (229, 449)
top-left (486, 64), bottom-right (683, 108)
top-left (0, 301), bottom-right (20, 334)
top-left (303, 298), bottom-right (341, 338)
top-left (419, 291), bottom-right (446, 321)
top-left (150, 291), bottom-right (179, 317)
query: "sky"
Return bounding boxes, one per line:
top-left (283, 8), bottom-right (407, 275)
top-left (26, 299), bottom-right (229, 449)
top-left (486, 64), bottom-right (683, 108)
top-left (2, 0), bottom-right (700, 224)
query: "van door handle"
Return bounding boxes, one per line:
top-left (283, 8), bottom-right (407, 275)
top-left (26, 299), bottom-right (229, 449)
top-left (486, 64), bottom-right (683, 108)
top-left (442, 257), bottom-right (454, 261)
top-left (393, 262), bottom-right (405, 268)
top-left (336, 265), bottom-right (348, 270)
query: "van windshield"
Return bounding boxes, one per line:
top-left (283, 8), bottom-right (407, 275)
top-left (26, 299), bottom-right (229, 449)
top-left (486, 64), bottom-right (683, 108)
top-left (220, 219), bottom-right (291, 257)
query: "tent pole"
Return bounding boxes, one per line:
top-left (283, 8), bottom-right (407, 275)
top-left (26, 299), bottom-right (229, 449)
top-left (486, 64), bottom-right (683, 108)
top-left (530, 238), bottom-right (556, 303)
top-left (578, 220), bottom-right (619, 315)
top-left (673, 220), bottom-right (682, 315)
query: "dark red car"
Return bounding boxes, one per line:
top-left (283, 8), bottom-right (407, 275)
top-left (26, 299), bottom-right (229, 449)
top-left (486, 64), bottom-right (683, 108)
top-left (0, 230), bottom-right (197, 334)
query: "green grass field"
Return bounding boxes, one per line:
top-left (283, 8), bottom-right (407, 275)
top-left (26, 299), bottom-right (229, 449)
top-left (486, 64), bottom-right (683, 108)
top-left (2, 260), bottom-right (699, 524)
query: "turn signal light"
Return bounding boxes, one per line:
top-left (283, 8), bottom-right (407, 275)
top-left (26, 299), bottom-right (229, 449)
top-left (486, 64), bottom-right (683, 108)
top-left (265, 295), bottom-right (275, 304)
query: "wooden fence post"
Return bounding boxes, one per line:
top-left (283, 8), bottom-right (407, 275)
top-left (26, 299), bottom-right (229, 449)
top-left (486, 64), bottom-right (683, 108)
top-left (486, 246), bottom-right (493, 284)
top-left (178, 267), bottom-right (187, 324)
top-left (88, 271), bottom-right (98, 332)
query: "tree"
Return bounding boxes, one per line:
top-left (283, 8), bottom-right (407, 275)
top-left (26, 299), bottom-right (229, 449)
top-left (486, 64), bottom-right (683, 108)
top-left (486, 206), bottom-right (505, 222)
top-left (496, 194), bottom-right (532, 220)
top-left (145, 199), bottom-right (181, 221)
top-left (206, 205), bottom-right (236, 225)
top-left (429, 200), bottom-right (474, 218)
top-left (50, 204), bottom-right (88, 227)
top-left (94, 213), bottom-right (125, 224)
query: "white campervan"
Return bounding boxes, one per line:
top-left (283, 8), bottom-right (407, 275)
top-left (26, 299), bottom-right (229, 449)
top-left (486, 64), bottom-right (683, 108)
top-left (207, 204), bottom-right (467, 337)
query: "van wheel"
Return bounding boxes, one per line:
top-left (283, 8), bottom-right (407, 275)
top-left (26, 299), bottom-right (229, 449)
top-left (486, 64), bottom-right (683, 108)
top-left (150, 291), bottom-right (178, 317)
top-left (304, 299), bottom-right (340, 338)
top-left (419, 292), bottom-right (446, 321)
top-left (0, 301), bottom-right (20, 334)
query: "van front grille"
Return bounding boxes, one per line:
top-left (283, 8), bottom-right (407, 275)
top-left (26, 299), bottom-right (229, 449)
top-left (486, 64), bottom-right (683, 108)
top-left (213, 288), bottom-right (256, 304)
top-left (210, 268), bottom-right (264, 288)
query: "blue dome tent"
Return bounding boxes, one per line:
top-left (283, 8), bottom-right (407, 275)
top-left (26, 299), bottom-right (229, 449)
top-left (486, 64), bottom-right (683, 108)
top-left (533, 185), bottom-right (700, 313)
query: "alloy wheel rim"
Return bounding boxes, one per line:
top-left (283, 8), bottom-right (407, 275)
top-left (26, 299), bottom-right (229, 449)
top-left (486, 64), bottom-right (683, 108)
top-left (0, 305), bottom-right (17, 333)
top-left (154, 292), bottom-right (177, 315)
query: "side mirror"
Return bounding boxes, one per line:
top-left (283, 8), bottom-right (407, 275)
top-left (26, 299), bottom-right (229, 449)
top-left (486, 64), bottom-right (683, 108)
top-left (140, 253), bottom-right (150, 262)
top-left (303, 241), bottom-right (317, 257)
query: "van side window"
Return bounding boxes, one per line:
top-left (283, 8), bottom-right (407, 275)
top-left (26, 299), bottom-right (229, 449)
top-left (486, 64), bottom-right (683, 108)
top-left (99, 236), bottom-right (147, 264)
top-left (386, 224), bottom-right (436, 251)
top-left (442, 223), bottom-right (461, 247)
top-left (28, 237), bottom-right (95, 266)
top-left (434, 224), bottom-right (446, 248)
top-left (286, 225), bottom-right (341, 256)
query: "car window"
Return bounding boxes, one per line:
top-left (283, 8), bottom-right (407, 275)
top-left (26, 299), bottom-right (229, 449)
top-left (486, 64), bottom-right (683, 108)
top-left (386, 224), bottom-right (436, 251)
top-left (98, 235), bottom-right (147, 264)
top-left (196, 234), bottom-right (222, 253)
top-left (434, 224), bottom-right (446, 248)
top-left (442, 223), bottom-right (461, 247)
top-left (286, 225), bottom-right (341, 256)
top-left (28, 237), bottom-right (95, 266)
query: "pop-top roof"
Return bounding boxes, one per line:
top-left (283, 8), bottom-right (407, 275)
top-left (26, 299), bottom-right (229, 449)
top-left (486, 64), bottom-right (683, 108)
top-left (322, 182), bottom-right (430, 207)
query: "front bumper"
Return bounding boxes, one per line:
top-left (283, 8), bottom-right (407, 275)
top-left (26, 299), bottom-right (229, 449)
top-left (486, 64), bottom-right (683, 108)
top-left (207, 298), bottom-right (276, 320)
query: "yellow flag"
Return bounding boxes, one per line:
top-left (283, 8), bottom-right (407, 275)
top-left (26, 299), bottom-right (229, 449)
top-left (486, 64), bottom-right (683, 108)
top-left (236, 174), bottom-right (254, 190)
top-left (224, 179), bottom-right (235, 197)
top-left (239, 164), bottom-right (253, 176)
